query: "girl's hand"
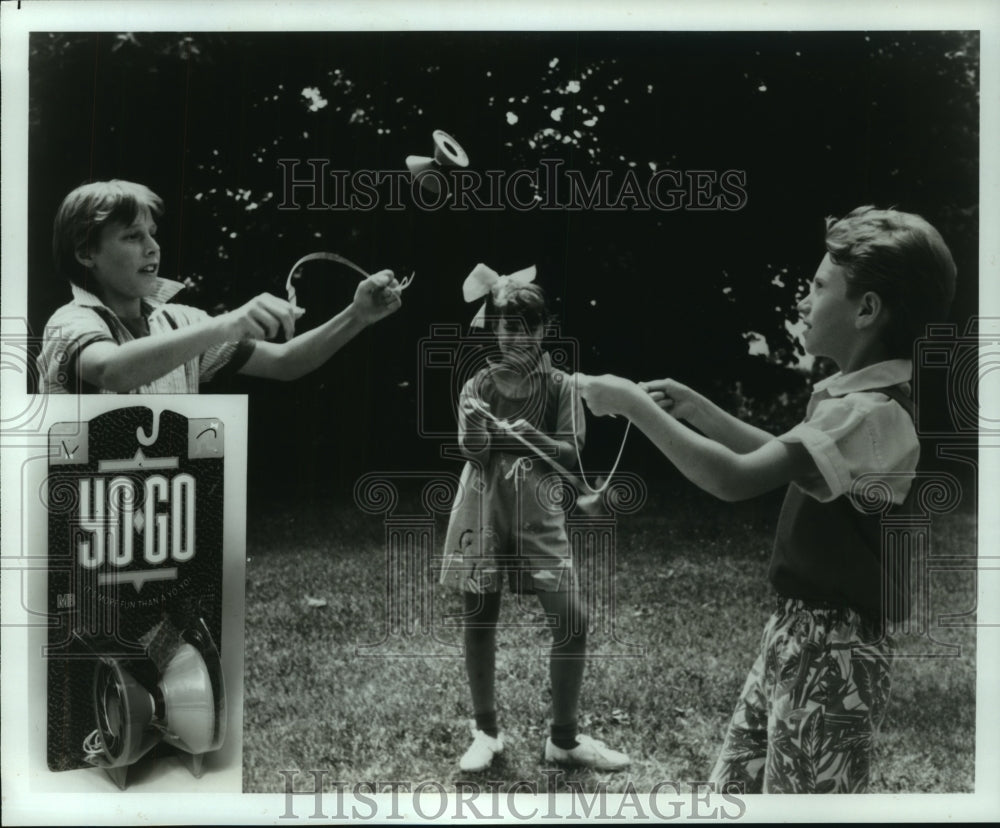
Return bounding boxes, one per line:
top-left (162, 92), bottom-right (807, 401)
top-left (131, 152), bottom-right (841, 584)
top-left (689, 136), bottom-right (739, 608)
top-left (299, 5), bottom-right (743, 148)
top-left (576, 373), bottom-right (642, 418)
top-left (505, 418), bottom-right (535, 436)
top-left (353, 269), bottom-right (402, 325)
top-left (460, 395), bottom-right (492, 430)
top-left (639, 378), bottom-right (701, 422)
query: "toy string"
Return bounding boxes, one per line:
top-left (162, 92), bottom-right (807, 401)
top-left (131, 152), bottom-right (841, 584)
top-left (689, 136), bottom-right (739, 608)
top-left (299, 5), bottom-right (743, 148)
top-left (284, 251), bottom-right (415, 307)
top-left (569, 372), bottom-right (631, 494)
top-left (474, 404), bottom-right (590, 493)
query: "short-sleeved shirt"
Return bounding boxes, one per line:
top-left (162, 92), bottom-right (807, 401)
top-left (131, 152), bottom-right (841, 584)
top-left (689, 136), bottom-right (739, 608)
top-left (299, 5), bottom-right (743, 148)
top-left (775, 359), bottom-right (919, 506)
top-left (440, 351), bottom-right (586, 593)
top-left (769, 359), bottom-right (920, 620)
top-left (37, 279), bottom-right (255, 394)
top-left (457, 351), bottom-right (584, 460)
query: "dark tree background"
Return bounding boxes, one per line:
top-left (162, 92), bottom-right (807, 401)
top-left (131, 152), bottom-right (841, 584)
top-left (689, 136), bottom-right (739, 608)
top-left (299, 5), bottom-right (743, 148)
top-left (27, 31), bottom-right (979, 503)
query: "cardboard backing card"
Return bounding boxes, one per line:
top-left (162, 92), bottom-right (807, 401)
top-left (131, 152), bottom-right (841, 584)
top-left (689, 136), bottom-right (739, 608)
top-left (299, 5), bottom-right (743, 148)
top-left (45, 406), bottom-right (226, 782)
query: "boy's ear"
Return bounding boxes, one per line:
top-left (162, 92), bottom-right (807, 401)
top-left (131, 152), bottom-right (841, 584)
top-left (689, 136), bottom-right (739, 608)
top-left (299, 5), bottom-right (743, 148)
top-left (74, 245), bottom-right (96, 270)
top-left (854, 290), bottom-right (885, 330)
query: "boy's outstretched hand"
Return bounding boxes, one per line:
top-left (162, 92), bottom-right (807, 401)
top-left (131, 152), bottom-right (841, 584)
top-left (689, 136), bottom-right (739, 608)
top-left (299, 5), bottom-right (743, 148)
top-left (353, 269), bottom-right (403, 325)
top-left (639, 378), bottom-right (701, 422)
top-left (575, 373), bottom-right (643, 418)
top-left (221, 293), bottom-right (305, 342)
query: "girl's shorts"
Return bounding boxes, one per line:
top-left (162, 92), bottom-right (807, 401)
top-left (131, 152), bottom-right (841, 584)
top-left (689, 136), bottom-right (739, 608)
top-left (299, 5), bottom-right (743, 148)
top-left (440, 520), bottom-right (574, 594)
top-left (441, 456), bottom-right (575, 594)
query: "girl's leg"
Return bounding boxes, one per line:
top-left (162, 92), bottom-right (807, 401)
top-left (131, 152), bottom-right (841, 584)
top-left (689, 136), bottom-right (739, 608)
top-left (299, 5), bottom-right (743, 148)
top-left (536, 586), bottom-right (630, 770)
top-left (535, 588), bottom-right (588, 746)
top-left (464, 590), bottom-right (502, 735)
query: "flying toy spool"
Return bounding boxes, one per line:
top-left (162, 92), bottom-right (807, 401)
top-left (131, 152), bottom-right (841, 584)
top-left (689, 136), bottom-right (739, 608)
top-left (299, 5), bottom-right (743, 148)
top-left (405, 129), bottom-right (470, 195)
top-left (83, 621), bottom-right (226, 789)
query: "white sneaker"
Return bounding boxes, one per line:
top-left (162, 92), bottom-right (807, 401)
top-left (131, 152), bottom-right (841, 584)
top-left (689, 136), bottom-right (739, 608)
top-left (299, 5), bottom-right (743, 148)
top-left (459, 725), bottom-right (504, 772)
top-left (544, 734), bottom-right (630, 771)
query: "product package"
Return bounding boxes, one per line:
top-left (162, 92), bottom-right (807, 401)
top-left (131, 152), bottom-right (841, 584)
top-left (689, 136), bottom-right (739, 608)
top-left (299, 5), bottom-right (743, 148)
top-left (46, 407), bottom-right (228, 789)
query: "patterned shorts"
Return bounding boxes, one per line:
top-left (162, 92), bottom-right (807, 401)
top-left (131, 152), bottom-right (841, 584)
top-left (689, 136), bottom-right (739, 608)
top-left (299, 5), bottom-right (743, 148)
top-left (709, 597), bottom-right (894, 794)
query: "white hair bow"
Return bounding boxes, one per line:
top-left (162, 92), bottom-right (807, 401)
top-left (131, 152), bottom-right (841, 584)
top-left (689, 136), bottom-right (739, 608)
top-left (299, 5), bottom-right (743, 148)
top-left (462, 262), bottom-right (537, 328)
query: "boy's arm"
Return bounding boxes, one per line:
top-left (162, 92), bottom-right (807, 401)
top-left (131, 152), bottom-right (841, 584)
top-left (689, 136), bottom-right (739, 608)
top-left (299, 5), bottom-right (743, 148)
top-left (78, 293), bottom-right (299, 392)
top-left (580, 374), bottom-right (815, 501)
top-left (641, 378), bottom-right (776, 453)
top-left (504, 375), bottom-right (582, 469)
top-left (239, 270), bottom-right (401, 381)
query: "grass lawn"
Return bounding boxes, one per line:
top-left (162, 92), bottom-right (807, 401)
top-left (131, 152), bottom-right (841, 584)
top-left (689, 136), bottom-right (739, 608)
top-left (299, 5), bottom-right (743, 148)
top-left (242, 482), bottom-right (977, 793)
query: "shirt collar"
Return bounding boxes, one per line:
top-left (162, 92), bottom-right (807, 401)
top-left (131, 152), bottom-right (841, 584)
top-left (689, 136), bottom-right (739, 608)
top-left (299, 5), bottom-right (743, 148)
top-left (70, 277), bottom-right (186, 310)
top-left (812, 358), bottom-right (913, 397)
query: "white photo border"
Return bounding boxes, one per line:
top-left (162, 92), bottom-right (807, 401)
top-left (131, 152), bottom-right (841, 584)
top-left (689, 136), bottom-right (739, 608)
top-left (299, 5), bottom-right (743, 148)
top-left (2, 0), bottom-right (998, 824)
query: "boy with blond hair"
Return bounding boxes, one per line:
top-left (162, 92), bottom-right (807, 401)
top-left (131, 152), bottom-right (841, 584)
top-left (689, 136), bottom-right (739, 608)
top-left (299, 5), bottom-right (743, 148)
top-left (579, 206), bottom-right (957, 793)
top-left (39, 180), bottom-right (401, 393)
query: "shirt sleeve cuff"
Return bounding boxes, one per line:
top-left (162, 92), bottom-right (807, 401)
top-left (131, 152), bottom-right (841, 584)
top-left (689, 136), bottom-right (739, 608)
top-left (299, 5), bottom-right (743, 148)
top-left (225, 338), bottom-right (256, 375)
top-left (64, 333), bottom-right (114, 392)
top-left (777, 422), bottom-right (853, 502)
top-left (202, 339), bottom-right (257, 384)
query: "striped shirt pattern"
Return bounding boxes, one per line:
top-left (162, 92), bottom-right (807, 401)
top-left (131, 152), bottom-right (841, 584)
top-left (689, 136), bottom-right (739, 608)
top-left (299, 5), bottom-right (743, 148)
top-left (38, 278), bottom-right (254, 394)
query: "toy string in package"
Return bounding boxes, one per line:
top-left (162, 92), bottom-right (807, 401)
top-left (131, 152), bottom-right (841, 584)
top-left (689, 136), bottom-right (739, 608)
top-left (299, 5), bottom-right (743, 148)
top-left (46, 407), bottom-right (228, 790)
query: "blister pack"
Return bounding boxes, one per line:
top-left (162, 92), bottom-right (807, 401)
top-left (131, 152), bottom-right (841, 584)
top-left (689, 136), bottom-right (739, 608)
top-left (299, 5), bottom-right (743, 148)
top-left (46, 407), bottom-right (227, 789)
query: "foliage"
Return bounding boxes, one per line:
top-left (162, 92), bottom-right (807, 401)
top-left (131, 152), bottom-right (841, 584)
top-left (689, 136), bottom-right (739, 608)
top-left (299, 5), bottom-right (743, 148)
top-left (26, 31), bottom-right (980, 485)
